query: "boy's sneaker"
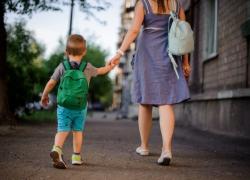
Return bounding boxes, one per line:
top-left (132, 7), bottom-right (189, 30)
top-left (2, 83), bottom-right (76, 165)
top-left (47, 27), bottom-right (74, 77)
top-left (50, 145), bottom-right (67, 169)
top-left (72, 154), bottom-right (84, 165)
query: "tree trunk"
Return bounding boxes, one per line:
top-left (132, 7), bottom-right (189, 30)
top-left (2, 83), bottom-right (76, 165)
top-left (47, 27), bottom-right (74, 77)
top-left (0, 1), bottom-right (12, 125)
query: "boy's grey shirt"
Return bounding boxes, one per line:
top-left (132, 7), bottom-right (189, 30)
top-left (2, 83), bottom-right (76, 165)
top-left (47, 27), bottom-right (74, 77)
top-left (51, 61), bottom-right (98, 83)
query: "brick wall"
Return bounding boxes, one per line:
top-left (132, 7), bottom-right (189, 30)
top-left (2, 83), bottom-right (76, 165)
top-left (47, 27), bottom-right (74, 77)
top-left (175, 0), bottom-right (250, 138)
top-left (191, 0), bottom-right (248, 93)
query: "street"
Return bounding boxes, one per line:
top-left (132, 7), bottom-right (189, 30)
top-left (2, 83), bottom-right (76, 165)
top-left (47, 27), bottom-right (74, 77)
top-left (0, 112), bottom-right (250, 180)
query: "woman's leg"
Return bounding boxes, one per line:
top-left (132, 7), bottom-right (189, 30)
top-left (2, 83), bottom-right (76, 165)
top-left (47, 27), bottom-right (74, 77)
top-left (159, 105), bottom-right (175, 155)
top-left (138, 104), bottom-right (153, 149)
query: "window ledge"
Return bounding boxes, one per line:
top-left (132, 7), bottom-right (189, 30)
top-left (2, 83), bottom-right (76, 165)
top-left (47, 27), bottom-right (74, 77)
top-left (203, 52), bottom-right (218, 63)
top-left (189, 88), bottom-right (250, 101)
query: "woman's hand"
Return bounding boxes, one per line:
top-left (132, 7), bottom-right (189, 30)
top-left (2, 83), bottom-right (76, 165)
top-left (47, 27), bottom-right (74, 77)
top-left (182, 63), bottom-right (191, 80)
top-left (109, 54), bottom-right (121, 66)
top-left (105, 61), bottom-right (116, 72)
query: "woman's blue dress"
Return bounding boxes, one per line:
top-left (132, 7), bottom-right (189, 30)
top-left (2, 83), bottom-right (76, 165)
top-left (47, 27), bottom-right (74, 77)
top-left (132, 0), bottom-right (190, 105)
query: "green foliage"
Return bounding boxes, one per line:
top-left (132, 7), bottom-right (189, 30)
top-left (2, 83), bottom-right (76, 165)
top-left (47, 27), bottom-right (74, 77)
top-left (0, 0), bottom-right (111, 123)
top-left (5, 20), bottom-right (113, 112)
top-left (6, 20), bottom-right (47, 111)
top-left (45, 52), bottom-right (65, 76)
top-left (85, 43), bottom-right (113, 107)
top-left (5, 0), bottom-right (60, 14)
top-left (22, 110), bottom-right (56, 123)
top-left (5, 0), bottom-right (110, 21)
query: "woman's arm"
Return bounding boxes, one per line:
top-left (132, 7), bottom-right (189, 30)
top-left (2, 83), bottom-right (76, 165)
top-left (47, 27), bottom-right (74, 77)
top-left (110, 1), bottom-right (145, 65)
top-left (119, 1), bottom-right (144, 53)
top-left (179, 6), bottom-right (191, 78)
top-left (179, 7), bottom-right (189, 66)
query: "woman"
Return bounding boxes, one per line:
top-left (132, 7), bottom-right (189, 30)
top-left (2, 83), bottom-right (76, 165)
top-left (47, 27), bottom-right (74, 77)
top-left (110, 0), bottom-right (191, 166)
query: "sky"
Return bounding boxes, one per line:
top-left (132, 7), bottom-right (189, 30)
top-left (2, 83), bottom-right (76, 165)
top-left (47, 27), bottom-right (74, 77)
top-left (6, 1), bottom-right (124, 60)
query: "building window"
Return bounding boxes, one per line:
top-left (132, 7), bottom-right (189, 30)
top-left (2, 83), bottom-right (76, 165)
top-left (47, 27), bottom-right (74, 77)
top-left (204, 0), bottom-right (218, 60)
top-left (126, 1), bottom-right (131, 8)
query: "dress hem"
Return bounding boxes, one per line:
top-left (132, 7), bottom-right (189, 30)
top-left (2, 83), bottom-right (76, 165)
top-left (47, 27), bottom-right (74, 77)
top-left (132, 97), bottom-right (191, 106)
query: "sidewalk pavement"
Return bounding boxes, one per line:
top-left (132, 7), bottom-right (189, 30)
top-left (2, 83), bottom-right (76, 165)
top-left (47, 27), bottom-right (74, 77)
top-left (0, 111), bottom-right (250, 180)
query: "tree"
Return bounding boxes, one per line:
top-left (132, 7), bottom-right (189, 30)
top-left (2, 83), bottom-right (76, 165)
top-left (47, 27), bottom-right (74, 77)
top-left (84, 43), bottom-right (113, 107)
top-left (0, 1), bottom-right (9, 124)
top-left (6, 20), bottom-right (46, 112)
top-left (67, 0), bottom-right (110, 35)
top-left (0, 0), bottom-right (109, 124)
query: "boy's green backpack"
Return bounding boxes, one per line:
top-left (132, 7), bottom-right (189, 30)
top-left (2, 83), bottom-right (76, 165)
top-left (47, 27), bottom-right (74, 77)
top-left (57, 60), bottom-right (88, 110)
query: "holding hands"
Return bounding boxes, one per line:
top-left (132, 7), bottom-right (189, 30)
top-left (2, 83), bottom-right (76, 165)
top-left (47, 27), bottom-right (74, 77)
top-left (108, 49), bottom-right (123, 67)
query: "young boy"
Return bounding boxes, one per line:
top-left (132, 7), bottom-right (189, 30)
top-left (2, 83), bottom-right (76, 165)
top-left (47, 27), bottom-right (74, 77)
top-left (41, 34), bottom-right (114, 169)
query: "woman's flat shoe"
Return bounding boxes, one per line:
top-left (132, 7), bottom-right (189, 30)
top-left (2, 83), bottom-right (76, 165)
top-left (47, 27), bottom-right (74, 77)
top-left (136, 147), bottom-right (150, 156)
top-left (157, 152), bottom-right (172, 166)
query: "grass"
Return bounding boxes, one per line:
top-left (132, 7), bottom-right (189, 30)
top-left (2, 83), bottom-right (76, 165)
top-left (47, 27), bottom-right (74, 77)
top-left (22, 109), bottom-right (56, 123)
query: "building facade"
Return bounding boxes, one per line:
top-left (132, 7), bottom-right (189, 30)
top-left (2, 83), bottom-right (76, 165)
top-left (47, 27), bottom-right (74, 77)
top-left (115, 0), bottom-right (250, 138)
top-left (113, 0), bottom-right (136, 118)
top-left (175, 0), bottom-right (250, 138)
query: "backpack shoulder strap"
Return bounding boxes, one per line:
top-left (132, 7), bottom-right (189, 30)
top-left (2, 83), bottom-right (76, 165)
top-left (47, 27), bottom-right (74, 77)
top-left (79, 61), bottom-right (88, 72)
top-left (176, 0), bottom-right (180, 17)
top-left (62, 60), bottom-right (71, 71)
top-left (170, 0), bottom-right (180, 17)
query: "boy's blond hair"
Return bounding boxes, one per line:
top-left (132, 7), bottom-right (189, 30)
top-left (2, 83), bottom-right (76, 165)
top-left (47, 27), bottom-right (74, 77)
top-left (66, 34), bottom-right (86, 56)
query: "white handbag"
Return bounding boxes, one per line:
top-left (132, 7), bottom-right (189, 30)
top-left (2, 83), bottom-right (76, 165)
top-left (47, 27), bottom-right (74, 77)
top-left (168, 0), bottom-right (194, 79)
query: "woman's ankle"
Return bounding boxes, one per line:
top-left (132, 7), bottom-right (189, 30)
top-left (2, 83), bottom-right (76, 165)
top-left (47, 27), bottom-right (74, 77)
top-left (140, 144), bottom-right (149, 150)
top-left (162, 147), bottom-right (172, 154)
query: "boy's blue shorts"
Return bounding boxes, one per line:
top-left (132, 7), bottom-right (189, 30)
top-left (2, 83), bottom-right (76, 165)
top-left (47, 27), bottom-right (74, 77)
top-left (57, 105), bottom-right (87, 132)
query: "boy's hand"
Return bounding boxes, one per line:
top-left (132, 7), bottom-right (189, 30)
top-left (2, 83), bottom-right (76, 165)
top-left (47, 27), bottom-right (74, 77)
top-left (40, 94), bottom-right (49, 107)
top-left (105, 61), bottom-right (116, 72)
top-left (108, 62), bottom-right (116, 70)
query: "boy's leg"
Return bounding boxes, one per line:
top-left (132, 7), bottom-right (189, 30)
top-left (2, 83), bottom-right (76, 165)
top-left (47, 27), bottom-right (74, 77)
top-left (50, 106), bottom-right (72, 169)
top-left (54, 132), bottom-right (70, 148)
top-left (72, 131), bottom-right (83, 154)
top-left (55, 105), bottom-right (72, 148)
top-left (51, 131), bottom-right (70, 169)
top-left (71, 131), bottom-right (84, 165)
top-left (71, 107), bottom-right (87, 165)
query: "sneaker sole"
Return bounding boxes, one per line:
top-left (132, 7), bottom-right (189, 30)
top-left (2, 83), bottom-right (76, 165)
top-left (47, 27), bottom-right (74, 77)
top-left (72, 161), bottom-right (84, 165)
top-left (136, 151), bottom-right (150, 156)
top-left (50, 151), bottom-right (67, 169)
top-left (158, 157), bottom-right (171, 166)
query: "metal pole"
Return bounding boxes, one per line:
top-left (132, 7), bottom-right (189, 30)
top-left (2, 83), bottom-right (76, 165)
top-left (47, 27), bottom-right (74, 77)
top-left (68, 0), bottom-right (75, 36)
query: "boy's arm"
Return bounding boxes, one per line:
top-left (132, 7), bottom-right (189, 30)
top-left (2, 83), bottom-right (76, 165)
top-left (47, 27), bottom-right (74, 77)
top-left (40, 79), bottom-right (57, 107)
top-left (96, 64), bottom-right (114, 75)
